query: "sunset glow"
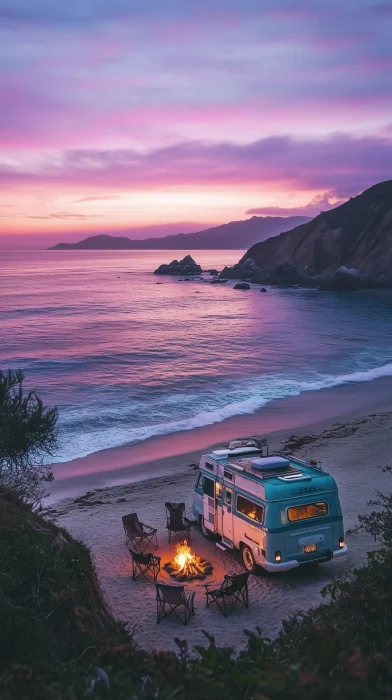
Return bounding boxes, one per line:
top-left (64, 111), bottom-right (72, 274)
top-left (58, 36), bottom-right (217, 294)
top-left (1, 1), bottom-right (392, 247)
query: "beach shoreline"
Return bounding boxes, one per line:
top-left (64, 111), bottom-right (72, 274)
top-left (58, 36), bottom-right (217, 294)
top-left (48, 376), bottom-right (392, 502)
top-left (51, 407), bottom-right (392, 652)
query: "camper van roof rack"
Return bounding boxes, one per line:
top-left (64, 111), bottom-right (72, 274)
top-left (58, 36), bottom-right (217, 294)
top-left (228, 454), bottom-right (304, 480)
top-left (254, 465), bottom-right (303, 480)
top-left (212, 446), bottom-right (261, 458)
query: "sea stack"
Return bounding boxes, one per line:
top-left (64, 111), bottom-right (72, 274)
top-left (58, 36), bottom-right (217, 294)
top-left (154, 255), bottom-right (202, 276)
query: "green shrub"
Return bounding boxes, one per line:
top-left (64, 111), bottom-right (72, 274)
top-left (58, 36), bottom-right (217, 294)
top-left (0, 488), bottom-right (127, 675)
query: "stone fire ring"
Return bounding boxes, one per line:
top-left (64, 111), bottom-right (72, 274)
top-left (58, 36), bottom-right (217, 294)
top-left (163, 556), bottom-right (213, 581)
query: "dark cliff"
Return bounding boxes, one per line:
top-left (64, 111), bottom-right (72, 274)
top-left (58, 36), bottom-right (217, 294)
top-left (230, 181), bottom-right (392, 287)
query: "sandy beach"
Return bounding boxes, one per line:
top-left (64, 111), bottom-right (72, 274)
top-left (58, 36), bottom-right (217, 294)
top-left (48, 376), bottom-right (392, 502)
top-left (50, 390), bottom-right (392, 652)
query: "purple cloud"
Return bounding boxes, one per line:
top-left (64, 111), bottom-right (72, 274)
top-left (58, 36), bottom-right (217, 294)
top-left (246, 191), bottom-right (348, 217)
top-left (27, 212), bottom-right (105, 220)
top-left (1, 0), bottom-right (391, 241)
top-left (74, 195), bottom-right (120, 203)
top-left (0, 0), bottom-right (391, 151)
top-left (2, 134), bottom-right (391, 194)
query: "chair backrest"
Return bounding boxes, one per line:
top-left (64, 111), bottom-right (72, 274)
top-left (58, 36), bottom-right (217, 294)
top-left (156, 583), bottom-right (185, 605)
top-left (129, 549), bottom-right (151, 564)
top-left (165, 502), bottom-right (186, 529)
top-left (223, 572), bottom-right (249, 593)
top-left (122, 513), bottom-right (143, 535)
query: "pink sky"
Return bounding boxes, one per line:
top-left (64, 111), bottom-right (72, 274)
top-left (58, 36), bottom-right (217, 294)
top-left (1, 1), bottom-right (391, 247)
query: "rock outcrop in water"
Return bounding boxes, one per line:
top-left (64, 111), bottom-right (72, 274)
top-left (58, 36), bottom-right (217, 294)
top-left (233, 282), bottom-right (251, 290)
top-left (154, 255), bottom-right (202, 276)
top-left (221, 180), bottom-right (392, 289)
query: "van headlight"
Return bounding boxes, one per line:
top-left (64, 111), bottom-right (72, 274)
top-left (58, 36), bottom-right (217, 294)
top-left (275, 551), bottom-right (281, 562)
top-left (339, 537), bottom-right (345, 549)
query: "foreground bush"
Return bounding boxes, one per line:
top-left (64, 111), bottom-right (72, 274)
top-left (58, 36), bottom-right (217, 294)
top-left (1, 484), bottom-right (392, 699)
top-left (0, 369), bottom-right (58, 506)
top-left (0, 487), bottom-right (127, 674)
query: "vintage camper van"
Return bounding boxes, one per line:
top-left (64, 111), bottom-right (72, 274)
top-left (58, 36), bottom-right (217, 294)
top-left (192, 446), bottom-right (347, 572)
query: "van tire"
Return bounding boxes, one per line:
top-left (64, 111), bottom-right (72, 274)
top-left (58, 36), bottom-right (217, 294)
top-left (241, 544), bottom-right (256, 573)
top-left (200, 516), bottom-right (215, 540)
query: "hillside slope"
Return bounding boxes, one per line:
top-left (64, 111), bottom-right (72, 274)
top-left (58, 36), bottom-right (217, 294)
top-left (1, 484), bottom-right (392, 697)
top-left (49, 215), bottom-right (310, 250)
top-left (226, 181), bottom-right (392, 286)
top-left (0, 488), bottom-right (127, 675)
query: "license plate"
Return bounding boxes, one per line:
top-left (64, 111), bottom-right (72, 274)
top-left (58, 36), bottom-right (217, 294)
top-left (304, 543), bottom-right (317, 554)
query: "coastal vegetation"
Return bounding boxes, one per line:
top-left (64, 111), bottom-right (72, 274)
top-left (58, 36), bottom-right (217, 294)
top-left (1, 375), bottom-right (392, 698)
top-left (0, 369), bottom-right (58, 507)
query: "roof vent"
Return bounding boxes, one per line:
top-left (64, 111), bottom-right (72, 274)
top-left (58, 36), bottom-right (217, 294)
top-left (251, 456), bottom-right (290, 471)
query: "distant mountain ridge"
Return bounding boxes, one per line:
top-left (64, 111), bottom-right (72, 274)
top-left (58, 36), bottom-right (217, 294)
top-left (222, 180), bottom-right (392, 288)
top-left (48, 215), bottom-right (310, 250)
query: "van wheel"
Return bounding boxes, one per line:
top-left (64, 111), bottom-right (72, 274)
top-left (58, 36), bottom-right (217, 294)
top-left (200, 516), bottom-right (214, 540)
top-left (241, 544), bottom-right (256, 573)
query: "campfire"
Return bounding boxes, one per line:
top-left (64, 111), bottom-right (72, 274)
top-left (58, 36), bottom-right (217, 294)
top-left (163, 541), bottom-right (213, 581)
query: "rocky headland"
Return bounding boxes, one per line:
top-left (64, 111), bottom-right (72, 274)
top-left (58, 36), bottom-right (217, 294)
top-left (220, 180), bottom-right (392, 290)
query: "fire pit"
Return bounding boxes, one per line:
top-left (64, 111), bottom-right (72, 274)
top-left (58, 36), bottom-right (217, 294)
top-left (163, 541), bottom-right (213, 581)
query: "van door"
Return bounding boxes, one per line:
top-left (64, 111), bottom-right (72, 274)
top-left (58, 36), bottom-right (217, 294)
top-left (283, 499), bottom-right (335, 560)
top-left (202, 475), bottom-right (216, 533)
top-left (222, 487), bottom-right (233, 542)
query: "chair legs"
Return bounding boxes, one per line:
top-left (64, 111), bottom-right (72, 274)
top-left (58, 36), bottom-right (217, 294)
top-left (156, 595), bottom-right (195, 626)
top-left (131, 556), bottom-right (161, 583)
top-left (205, 585), bottom-right (249, 617)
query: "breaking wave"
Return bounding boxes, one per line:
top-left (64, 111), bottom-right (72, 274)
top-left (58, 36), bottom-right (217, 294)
top-left (55, 361), bottom-right (392, 462)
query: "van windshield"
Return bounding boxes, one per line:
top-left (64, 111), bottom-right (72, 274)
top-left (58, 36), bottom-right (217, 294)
top-left (287, 502), bottom-right (328, 522)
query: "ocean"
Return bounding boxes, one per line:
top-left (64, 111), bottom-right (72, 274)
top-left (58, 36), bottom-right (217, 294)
top-left (1, 249), bottom-right (392, 463)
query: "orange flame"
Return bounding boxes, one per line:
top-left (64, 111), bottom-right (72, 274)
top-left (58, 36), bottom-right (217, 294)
top-left (174, 542), bottom-right (195, 572)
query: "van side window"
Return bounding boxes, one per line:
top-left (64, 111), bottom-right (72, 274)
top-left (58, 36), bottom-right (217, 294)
top-left (287, 502), bottom-right (328, 522)
top-left (225, 490), bottom-right (232, 506)
top-left (237, 494), bottom-right (264, 523)
top-left (202, 476), bottom-right (215, 498)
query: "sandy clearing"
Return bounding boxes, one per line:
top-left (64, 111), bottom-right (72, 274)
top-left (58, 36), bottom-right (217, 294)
top-left (52, 412), bottom-right (392, 652)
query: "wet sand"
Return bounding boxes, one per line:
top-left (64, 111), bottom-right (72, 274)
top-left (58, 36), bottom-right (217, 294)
top-left (48, 376), bottom-right (392, 502)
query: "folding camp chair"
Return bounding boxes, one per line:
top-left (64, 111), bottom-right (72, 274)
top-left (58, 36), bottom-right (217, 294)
top-left (205, 572), bottom-right (249, 617)
top-left (129, 549), bottom-right (161, 583)
top-left (165, 502), bottom-right (192, 544)
top-left (155, 583), bottom-right (195, 626)
top-left (122, 513), bottom-right (158, 553)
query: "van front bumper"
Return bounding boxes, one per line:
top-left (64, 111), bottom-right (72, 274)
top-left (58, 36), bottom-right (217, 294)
top-left (261, 544), bottom-right (348, 572)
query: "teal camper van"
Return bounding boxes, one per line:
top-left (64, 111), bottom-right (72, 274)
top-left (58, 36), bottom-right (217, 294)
top-left (192, 446), bottom-right (347, 572)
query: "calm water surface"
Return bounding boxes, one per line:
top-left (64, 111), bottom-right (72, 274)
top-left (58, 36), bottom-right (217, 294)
top-left (1, 250), bottom-right (392, 462)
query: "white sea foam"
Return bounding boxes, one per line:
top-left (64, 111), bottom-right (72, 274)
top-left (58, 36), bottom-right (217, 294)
top-left (55, 361), bottom-right (392, 462)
